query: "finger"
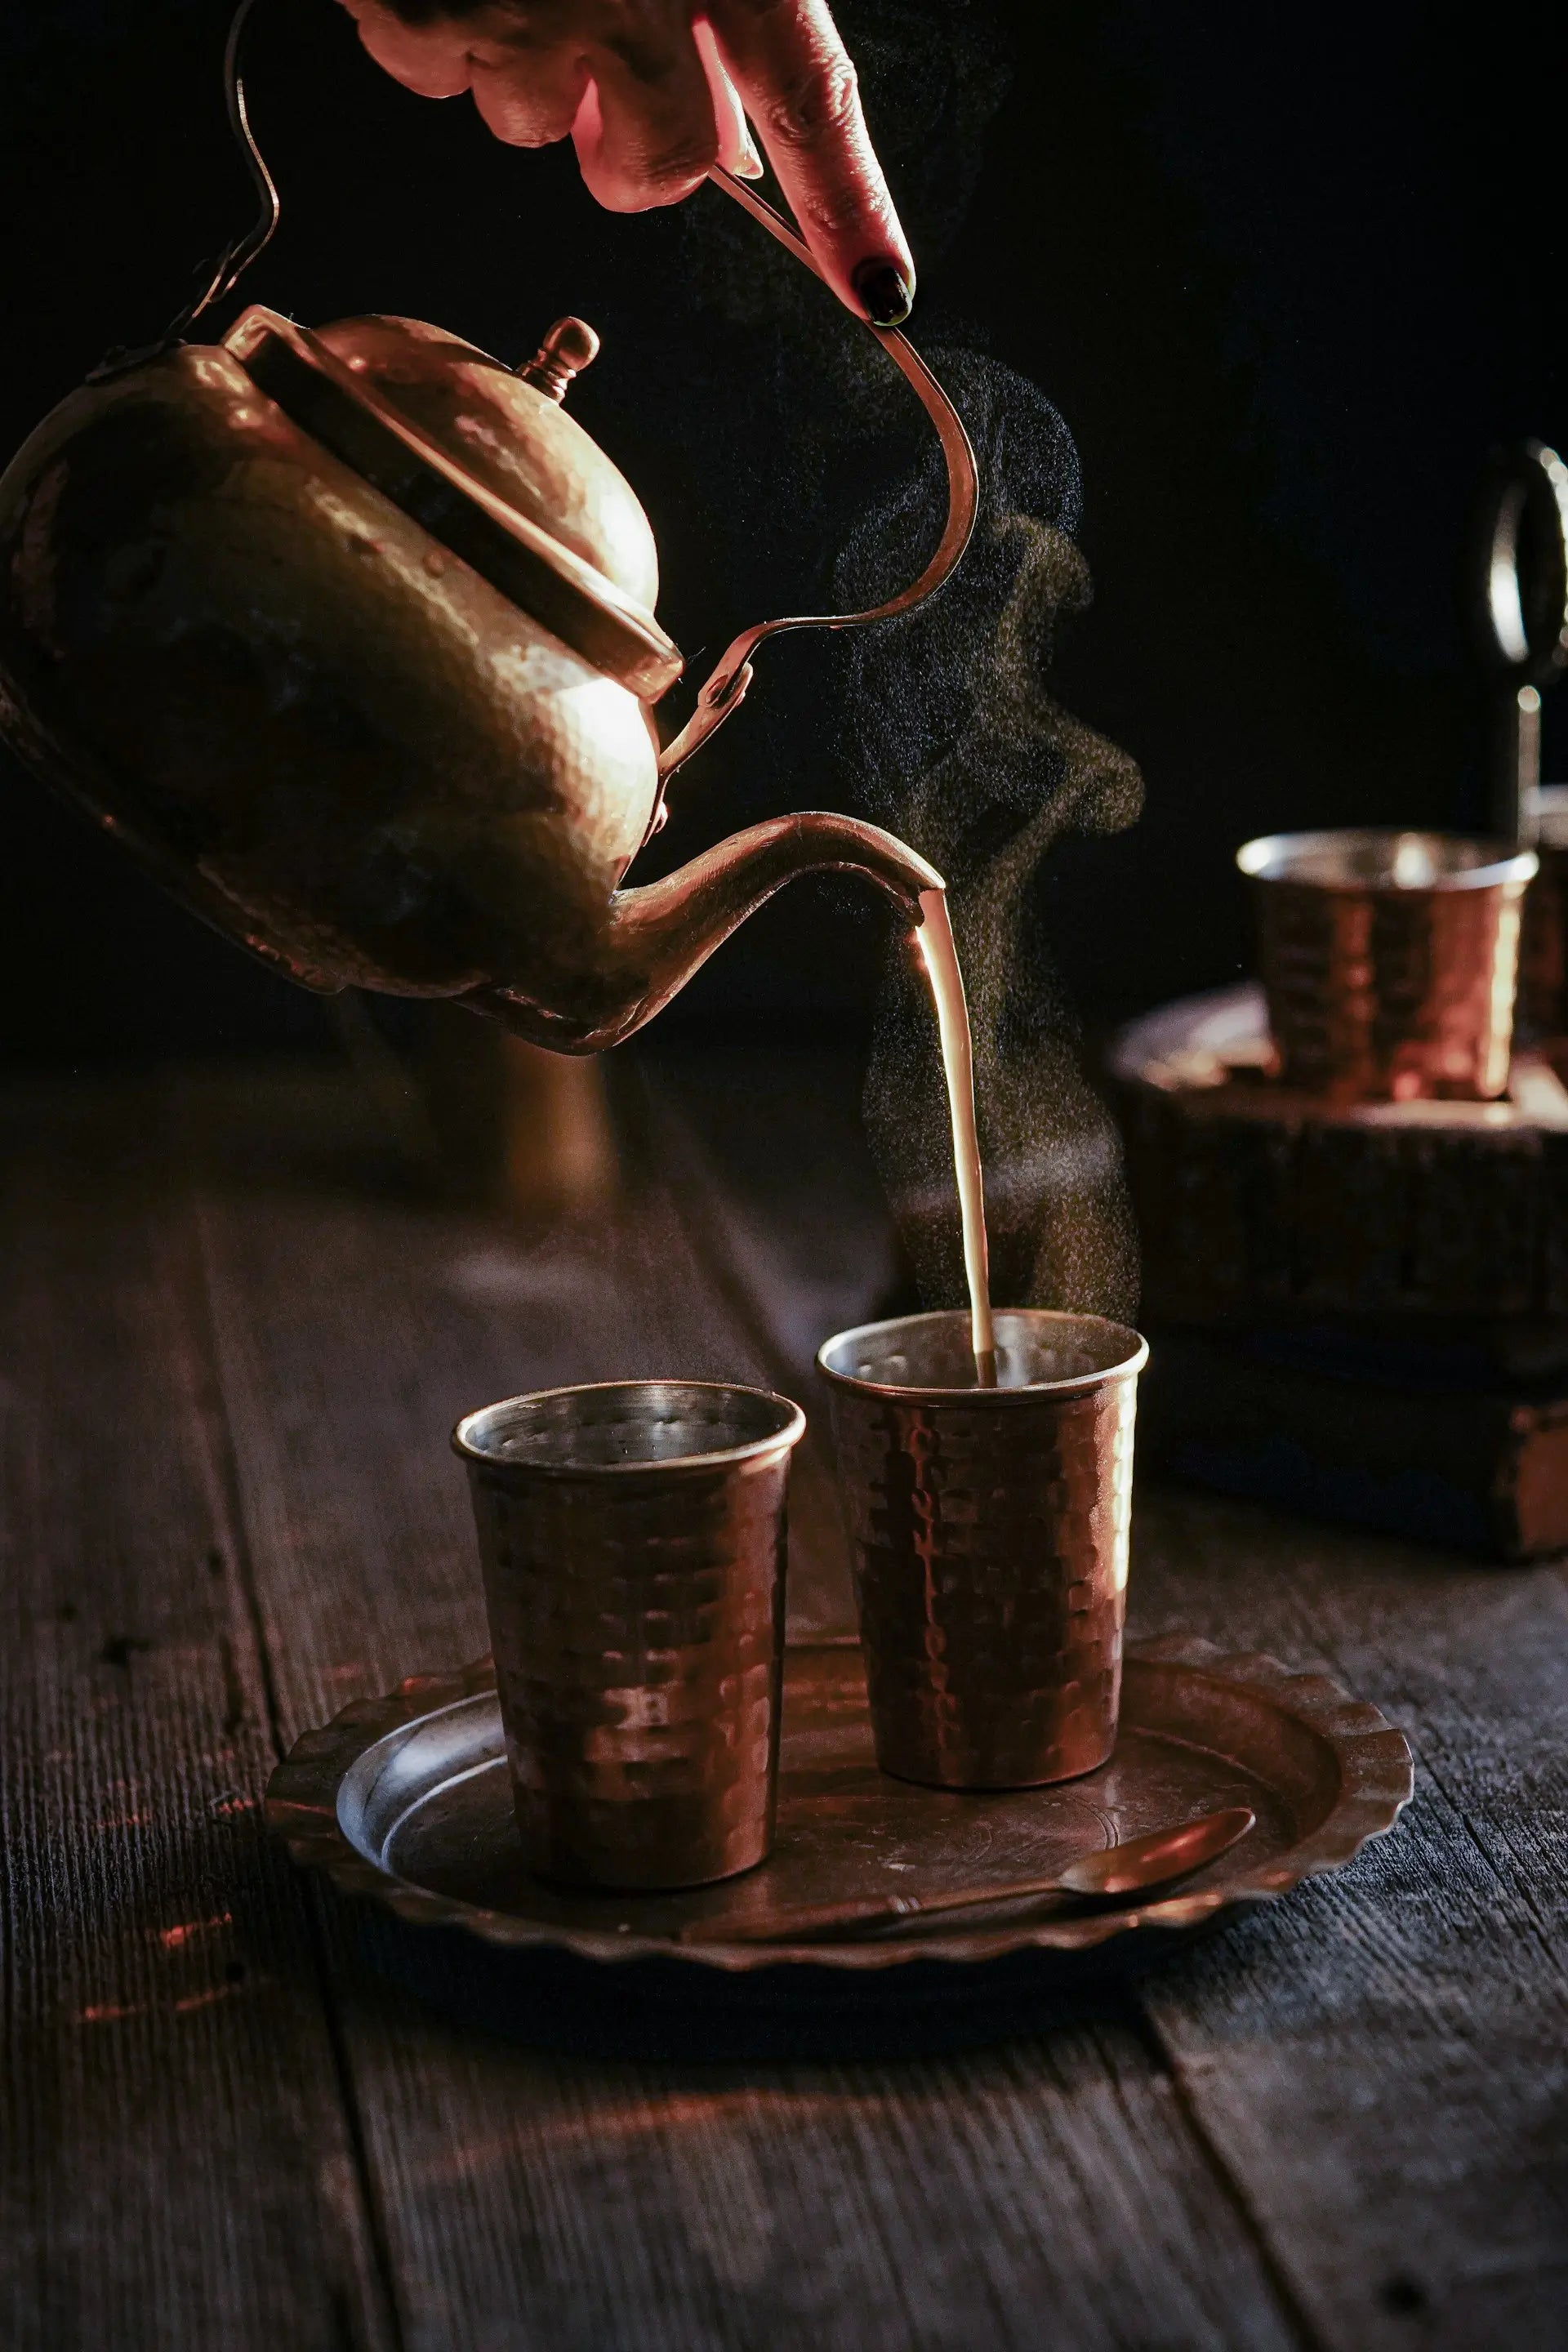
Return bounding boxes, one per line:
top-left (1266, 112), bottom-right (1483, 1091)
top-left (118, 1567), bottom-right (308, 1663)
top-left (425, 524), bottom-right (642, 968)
top-left (706, 0), bottom-right (913, 322)
top-left (693, 17), bottom-right (763, 178)
top-left (467, 41), bottom-right (591, 146)
top-left (572, 4), bottom-right (719, 212)
top-left (338, 0), bottom-right (474, 100)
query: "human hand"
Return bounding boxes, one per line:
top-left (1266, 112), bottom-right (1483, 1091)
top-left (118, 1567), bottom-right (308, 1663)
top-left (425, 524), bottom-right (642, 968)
top-left (338, 0), bottom-right (915, 324)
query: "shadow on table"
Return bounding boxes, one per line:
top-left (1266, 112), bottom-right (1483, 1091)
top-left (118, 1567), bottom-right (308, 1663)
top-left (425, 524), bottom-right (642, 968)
top-left (359, 1906), bottom-right (1233, 2065)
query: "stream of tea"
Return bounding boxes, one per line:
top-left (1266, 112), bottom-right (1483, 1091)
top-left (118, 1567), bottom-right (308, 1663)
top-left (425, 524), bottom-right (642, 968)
top-left (916, 888), bottom-right (997, 1386)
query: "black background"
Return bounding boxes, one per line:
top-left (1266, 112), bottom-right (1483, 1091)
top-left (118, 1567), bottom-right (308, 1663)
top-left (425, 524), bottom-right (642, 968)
top-left (0, 0), bottom-right (1562, 1066)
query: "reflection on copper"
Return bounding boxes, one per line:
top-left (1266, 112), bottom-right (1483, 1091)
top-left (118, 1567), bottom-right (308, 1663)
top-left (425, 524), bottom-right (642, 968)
top-left (269, 1637), bottom-right (1413, 1970)
top-left (2, 24), bottom-right (972, 1064)
top-left (817, 1310), bottom-right (1147, 1791)
top-left (454, 1382), bottom-right (804, 1891)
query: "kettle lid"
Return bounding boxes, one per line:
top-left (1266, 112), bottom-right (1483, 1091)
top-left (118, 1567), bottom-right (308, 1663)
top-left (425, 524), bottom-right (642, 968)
top-left (223, 306), bottom-right (684, 702)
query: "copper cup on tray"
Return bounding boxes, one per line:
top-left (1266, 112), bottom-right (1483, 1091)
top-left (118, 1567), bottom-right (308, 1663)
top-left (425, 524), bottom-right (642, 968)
top-left (453, 1380), bottom-right (804, 1889)
top-left (817, 1310), bottom-right (1147, 1791)
top-left (1238, 828), bottom-right (1538, 1102)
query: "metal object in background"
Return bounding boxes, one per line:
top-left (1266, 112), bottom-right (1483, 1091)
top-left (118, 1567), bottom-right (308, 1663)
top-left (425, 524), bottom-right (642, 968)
top-left (682, 1804), bottom-right (1257, 1943)
top-left (418, 1003), bottom-right (619, 1218)
top-left (265, 1637), bottom-right (1413, 1972)
top-left (1471, 441), bottom-right (1568, 842)
top-left (816, 1310), bottom-right (1147, 1791)
top-left (1237, 829), bottom-right (1537, 1101)
top-left (452, 1382), bottom-right (804, 1890)
top-left (1517, 786), bottom-right (1568, 1037)
top-left (0, 1), bottom-right (973, 1055)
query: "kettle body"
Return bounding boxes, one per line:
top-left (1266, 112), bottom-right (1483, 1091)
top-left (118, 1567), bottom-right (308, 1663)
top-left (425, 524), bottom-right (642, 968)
top-left (0, 314), bottom-right (675, 1017)
top-left (0, 168), bottom-right (974, 1054)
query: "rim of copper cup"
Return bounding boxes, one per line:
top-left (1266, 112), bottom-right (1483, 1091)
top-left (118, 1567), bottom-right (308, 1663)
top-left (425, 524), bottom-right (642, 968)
top-left (816, 1308), bottom-right (1149, 1404)
top-left (1236, 827), bottom-right (1538, 894)
top-left (452, 1379), bottom-right (807, 1478)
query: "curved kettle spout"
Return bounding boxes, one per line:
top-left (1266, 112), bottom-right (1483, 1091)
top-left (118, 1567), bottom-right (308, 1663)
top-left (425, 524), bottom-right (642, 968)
top-left (467, 814), bottom-right (944, 1054)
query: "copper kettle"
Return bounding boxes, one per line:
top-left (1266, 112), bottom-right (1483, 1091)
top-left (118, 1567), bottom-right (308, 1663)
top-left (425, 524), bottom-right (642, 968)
top-left (0, 69), bottom-right (975, 1052)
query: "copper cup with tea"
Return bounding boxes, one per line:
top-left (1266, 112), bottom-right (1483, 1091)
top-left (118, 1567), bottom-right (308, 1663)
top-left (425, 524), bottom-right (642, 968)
top-left (817, 1308), bottom-right (1148, 1791)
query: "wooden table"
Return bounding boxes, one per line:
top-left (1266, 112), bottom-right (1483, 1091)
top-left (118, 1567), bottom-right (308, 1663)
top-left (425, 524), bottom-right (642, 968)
top-left (4, 1044), bottom-right (1566, 2352)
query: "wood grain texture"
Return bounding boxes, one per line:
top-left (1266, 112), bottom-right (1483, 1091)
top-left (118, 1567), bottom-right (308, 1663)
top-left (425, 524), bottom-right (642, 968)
top-left (0, 1081), bottom-right (394, 2352)
top-left (175, 1051), bottom-right (1305, 2352)
top-left (301, 1997), bottom-right (1307, 2352)
top-left (1127, 1492), bottom-right (1568, 2352)
top-left (8, 1045), bottom-right (1566, 2352)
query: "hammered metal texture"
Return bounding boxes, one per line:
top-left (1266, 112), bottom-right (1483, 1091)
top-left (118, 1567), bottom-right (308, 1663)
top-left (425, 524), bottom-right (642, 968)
top-left (265, 1635), bottom-right (1416, 1971)
top-left (818, 1312), bottom-right (1144, 1791)
top-left (1242, 833), bottom-right (1535, 1102)
top-left (0, 331), bottom-right (941, 1053)
top-left (456, 1382), bottom-right (802, 1891)
top-left (1519, 833), bottom-right (1568, 1039)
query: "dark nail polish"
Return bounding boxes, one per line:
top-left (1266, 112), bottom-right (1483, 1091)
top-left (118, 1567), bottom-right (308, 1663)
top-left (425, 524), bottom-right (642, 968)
top-left (853, 260), bottom-right (914, 327)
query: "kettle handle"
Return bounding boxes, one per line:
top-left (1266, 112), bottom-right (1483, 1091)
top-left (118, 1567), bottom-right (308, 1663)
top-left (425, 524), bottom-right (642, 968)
top-left (652, 167), bottom-right (979, 789)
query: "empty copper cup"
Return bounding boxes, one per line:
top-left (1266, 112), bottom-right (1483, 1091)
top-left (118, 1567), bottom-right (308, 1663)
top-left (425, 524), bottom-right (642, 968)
top-left (817, 1310), bottom-right (1147, 1791)
top-left (1238, 828), bottom-right (1538, 1102)
top-left (1517, 788), bottom-right (1568, 1040)
top-left (453, 1381), bottom-right (804, 1890)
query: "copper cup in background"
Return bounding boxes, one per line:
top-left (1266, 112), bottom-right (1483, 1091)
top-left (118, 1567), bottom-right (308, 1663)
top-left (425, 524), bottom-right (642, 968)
top-left (421, 1002), bottom-right (620, 1218)
top-left (453, 1381), bottom-right (804, 1890)
top-left (817, 1310), bottom-right (1147, 1791)
top-left (1237, 829), bottom-right (1538, 1102)
top-left (1517, 788), bottom-right (1568, 1041)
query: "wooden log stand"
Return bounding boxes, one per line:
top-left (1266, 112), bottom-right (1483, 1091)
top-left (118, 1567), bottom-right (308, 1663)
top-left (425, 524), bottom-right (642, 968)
top-left (1111, 984), bottom-right (1568, 1557)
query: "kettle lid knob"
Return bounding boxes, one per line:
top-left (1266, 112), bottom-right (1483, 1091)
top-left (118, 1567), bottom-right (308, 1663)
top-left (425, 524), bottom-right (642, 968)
top-left (517, 317), bottom-right (600, 405)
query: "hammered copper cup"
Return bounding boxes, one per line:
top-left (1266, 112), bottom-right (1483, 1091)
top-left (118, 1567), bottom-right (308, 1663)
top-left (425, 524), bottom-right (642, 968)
top-left (817, 1310), bottom-right (1148, 1791)
top-left (1517, 788), bottom-right (1568, 1040)
top-left (1237, 828), bottom-right (1539, 1101)
top-left (452, 1381), bottom-right (804, 1890)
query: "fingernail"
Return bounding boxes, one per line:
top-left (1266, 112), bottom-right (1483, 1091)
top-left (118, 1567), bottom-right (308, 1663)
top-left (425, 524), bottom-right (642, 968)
top-left (736, 130), bottom-right (764, 180)
top-left (852, 259), bottom-right (914, 328)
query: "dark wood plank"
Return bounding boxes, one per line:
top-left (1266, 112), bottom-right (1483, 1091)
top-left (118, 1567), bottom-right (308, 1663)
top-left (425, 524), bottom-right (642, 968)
top-left (1126, 1488), bottom-right (1568, 2352)
top-left (179, 1051), bottom-right (1308, 2352)
top-left (298, 2005), bottom-right (1307, 2352)
top-left (0, 1080), bottom-right (394, 2352)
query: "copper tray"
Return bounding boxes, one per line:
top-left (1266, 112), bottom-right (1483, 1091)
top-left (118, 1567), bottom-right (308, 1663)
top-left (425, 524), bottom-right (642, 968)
top-left (267, 1635), bottom-right (1413, 1972)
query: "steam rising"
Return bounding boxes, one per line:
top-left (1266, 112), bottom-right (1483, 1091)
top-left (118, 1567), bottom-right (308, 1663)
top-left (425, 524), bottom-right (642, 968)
top-left (834, 353), bottom-right (1144, 1321)
top-left (637, 2), bottom-right (1145, 1320)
